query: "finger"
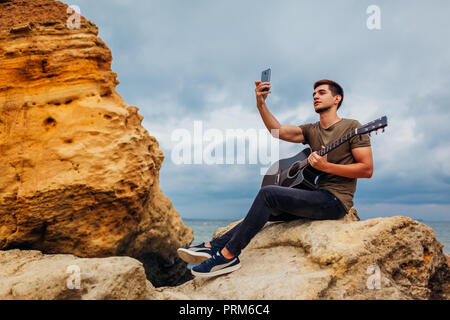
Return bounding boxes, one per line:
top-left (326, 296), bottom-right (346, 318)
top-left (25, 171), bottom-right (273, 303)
top-left (256, 82), bottom-right (270, 89)
top-left (257, 91), bottom-right (272, 97)
top-left (257, 87), bottom-right (271, 94)
top-left (255, 80), bottom-right (262, 87)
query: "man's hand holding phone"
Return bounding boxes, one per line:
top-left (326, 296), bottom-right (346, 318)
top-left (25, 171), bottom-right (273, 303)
top-left (255, 68), bottom-right (271, 108)
top-left (255, 81), bottom-right (271, 108)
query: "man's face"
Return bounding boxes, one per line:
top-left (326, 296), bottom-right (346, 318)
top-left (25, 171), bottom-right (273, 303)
top-left (313, 84), bottom-right (340, 114)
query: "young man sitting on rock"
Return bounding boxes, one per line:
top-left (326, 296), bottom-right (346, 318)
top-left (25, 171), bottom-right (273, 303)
top-left (177, 79), bottom-right (373, 278)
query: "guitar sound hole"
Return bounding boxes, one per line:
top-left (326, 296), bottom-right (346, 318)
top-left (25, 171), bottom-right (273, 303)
top-left (287, 162), bottom-right (301, 178)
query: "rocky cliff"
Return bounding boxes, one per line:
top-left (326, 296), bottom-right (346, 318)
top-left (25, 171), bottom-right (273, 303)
top-left (0, 0), bottom-right (193, 286)
top-left (158, 210), bottom-right (449, 300)
top-left (1, 210), bottom-right (448, 299)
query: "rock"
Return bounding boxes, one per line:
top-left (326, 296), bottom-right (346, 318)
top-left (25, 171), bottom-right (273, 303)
top-left (10, 23), bottom-right (32, 34)
top-left (0, 0), bottom-right (193, 286)
top-left (0, 249), bottom-right (157, 300)
top-left (158, 213), bottom-right (450, 300)
top-left (342, 207), bottom-right (361, 222)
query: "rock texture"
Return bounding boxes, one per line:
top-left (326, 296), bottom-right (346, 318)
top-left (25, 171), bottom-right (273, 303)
top-left (1, 211), bottom-right (448, 300)
top-left (0, 249), bottom-right (156, 300)
top-left (158, 209), bottom-right (450, 300)
top-left (0, 0), bottom-right (193, 286)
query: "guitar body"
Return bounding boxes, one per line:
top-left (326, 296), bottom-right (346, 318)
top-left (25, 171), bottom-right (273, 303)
top-left (261, 147), bottom-right (324, 191)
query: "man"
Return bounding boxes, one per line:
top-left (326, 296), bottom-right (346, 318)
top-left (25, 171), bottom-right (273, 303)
top-left (177, 79), bottom-right (373, 278)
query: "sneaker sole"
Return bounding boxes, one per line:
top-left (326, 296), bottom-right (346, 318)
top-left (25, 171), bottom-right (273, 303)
top-left (191, 262), bottom-right (241, 278)
top-left (177, 248), bottom-right (211, 264)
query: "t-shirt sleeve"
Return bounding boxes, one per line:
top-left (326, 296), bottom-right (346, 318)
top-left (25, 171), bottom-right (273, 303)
top-left (298, 123), bottom-right (313, 145)
top-left (349, 120), bottom-right (371, 149)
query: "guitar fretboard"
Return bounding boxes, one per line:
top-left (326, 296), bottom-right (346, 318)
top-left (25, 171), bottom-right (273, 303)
top-left (318, 131), bottom-right (357, 157)
top-left (292, 130), bottom-right (357, 170)
top-left (284, 116), bottom-right (386, 176)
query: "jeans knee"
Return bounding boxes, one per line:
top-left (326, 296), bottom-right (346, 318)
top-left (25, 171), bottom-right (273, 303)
top-left (258, 185), bottom-right (280, 206)
top-left (259, 185), bottom-right (279, 195)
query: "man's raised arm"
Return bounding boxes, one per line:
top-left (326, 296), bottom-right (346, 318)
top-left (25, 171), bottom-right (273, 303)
top-left (255, 80), bottom-right (305, 144)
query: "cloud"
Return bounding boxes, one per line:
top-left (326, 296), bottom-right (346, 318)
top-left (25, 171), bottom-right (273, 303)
top-left (63, 0), bottom-right (450, 220)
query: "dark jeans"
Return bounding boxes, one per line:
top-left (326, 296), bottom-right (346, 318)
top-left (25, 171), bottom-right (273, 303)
top-left (210, 185), bottom-right (347, 256)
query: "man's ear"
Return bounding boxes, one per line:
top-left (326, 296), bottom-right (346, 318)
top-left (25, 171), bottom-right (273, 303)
top-left (335, 95), bottom-right (342, 105)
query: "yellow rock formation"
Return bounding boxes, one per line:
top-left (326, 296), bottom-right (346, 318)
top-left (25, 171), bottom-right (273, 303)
top-left (0, 0), bottom-right (193, 286)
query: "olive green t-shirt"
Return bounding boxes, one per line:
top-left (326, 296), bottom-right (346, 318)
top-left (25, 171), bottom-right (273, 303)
top-left (298, 118), bottom-right (371, 213)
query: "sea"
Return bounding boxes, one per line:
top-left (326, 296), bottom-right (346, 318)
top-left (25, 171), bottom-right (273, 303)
top-left (182, 219), bottom-right (450, 255)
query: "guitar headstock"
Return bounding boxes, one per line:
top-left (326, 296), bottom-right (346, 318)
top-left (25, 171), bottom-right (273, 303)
top-left (357, 116), bottom-right (388, 136)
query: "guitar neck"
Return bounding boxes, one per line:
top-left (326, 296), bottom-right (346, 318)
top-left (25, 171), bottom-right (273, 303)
top-left (295, 116), bottom-right (386, 170)
top-left (294, 130), bottom-right (356, 170)
top-left (317, 129), bottom-right (358, 157)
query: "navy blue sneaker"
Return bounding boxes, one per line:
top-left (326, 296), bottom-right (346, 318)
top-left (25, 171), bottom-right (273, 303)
top-left (177, 243), bottom-right (217, 264)
top-left (191, 250), bottom-right (241, 278)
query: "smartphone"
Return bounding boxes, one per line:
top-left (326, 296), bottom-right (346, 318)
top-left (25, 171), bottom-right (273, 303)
top-left (261, 68), bottom-right (271, 92)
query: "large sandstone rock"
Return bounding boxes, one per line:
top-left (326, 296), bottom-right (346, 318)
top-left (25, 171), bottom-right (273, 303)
top-left (0, 249), bottom-right (156, 300)
top-left (158, 211), bottom-right (450, 300)
top-left (0, 0), bottom-right (193, 286)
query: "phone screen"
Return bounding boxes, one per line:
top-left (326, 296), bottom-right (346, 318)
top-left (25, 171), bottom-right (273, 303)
top-left (261, 68), bottom-right (271, 91)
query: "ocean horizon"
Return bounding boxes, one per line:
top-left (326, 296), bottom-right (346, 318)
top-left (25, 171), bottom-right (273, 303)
top-left (182, 218), bottom-right (450, 255)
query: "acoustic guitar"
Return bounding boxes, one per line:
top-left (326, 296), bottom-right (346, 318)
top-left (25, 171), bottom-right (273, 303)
top-left (261, 116), bottom-right (388, 190)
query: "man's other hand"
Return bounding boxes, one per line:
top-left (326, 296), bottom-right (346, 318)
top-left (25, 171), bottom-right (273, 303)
top-left (308, 146), bottom-right (329, 172)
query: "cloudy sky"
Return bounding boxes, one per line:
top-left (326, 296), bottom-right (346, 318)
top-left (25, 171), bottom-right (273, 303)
top-left (65, 0), bottom-right (450, 221)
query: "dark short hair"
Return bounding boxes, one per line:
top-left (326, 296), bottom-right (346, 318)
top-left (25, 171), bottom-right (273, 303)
top-left (314, 79), bottom-right (344, 109)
